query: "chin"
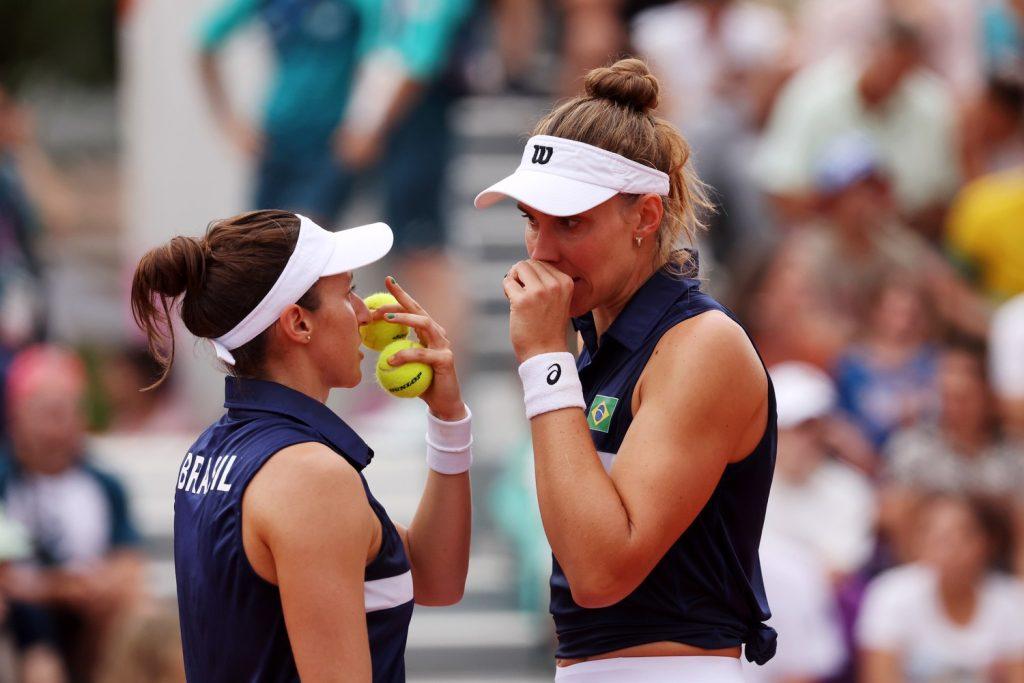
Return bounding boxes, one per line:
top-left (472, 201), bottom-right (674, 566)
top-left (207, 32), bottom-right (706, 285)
top-left (569, 295), bottom-right (591, 319)
top-left (337, 367), bottom-right (362, 389)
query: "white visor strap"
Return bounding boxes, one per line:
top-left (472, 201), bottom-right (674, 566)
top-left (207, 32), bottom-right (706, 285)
top-left (210, 215), bottom-right (333, 366)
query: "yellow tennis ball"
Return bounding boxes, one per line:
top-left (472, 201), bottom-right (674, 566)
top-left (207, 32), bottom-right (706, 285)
top-left (376, 340), bottom-right (433, 399)
top-left (360, 292), bottom-right (409, 351)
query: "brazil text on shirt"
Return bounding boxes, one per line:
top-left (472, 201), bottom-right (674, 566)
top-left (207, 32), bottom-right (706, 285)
top-left (176, 453), bottom-right (237, 495)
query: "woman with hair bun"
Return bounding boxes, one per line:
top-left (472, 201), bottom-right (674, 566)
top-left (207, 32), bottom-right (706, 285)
top-left (476, 58), bottom-right (777, 681)
top-left (130, 210), bottom-right (471, 682)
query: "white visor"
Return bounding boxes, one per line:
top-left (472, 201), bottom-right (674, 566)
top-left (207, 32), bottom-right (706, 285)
top-left (474, 135), bottom-right (670, 216)
top-left (210, 215), bottom-right (393, 365)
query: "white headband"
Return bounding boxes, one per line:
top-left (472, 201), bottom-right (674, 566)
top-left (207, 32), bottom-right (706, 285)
top-left (474, 135), bottom-right (670, 216)
top-left (210, 215), bottom-right (393, 365)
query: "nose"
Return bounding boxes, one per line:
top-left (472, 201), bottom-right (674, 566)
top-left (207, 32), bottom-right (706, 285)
top-left (528, 223), bottom-right (560, 263)
top-left (353, 294), bottom-right (371, 326)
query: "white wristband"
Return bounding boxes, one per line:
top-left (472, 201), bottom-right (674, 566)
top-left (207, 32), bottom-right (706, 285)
top-left (518, 352), bottom-right (586, 420)
top-left (425, 405), bottom-right (473, 475)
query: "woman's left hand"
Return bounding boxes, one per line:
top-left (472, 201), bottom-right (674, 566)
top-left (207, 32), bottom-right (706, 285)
top-left (372, 278), bottom-right (466, 421)
top-left (503, 260), bottom-right (574, 363)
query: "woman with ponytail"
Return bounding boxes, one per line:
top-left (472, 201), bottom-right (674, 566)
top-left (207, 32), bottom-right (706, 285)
top-left (130, 210), bottom-right (471, 682)
top-left (476, 59), bottom-right (777, 681)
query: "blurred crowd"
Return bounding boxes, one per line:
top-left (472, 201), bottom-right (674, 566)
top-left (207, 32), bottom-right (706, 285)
top-left (1, 0), bottom-right (1023, 681)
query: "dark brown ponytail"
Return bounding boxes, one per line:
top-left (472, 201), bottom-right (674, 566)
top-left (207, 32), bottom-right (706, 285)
top-left (130, 210), bottom-right (320, 389)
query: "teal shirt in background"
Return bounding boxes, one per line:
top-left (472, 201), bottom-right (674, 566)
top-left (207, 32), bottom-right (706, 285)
top-left (198, 0), bottom-right (473, 153)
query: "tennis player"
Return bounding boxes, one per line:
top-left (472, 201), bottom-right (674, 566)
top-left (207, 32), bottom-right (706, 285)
top-left (130, 210), bottom-right (472, 682)
top-left (476, 59), bottom-right (777, 682)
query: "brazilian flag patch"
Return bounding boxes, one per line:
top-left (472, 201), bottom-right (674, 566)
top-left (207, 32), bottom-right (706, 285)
top-left (587, 395), bottom-right (619, 433)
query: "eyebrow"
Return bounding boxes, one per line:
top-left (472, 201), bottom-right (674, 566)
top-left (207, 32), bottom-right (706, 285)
top-left (516, 203), bottom-right (582, 221)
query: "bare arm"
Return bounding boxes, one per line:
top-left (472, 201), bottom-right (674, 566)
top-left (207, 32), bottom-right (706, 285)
top-left (246, 443), bottom-right (377, 683)
top-left (396, 464), bottom-right (471, 606)
top-left (371, 277), bottom-right (472, 606)
top-left (197, 51), bottom-right (262, 155)
top-left (529, 313), bottom-right (768, 606)
top-left (859, 650), bottom-right (904, 683)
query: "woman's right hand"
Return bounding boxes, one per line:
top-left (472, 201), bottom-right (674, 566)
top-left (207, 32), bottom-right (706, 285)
top-left (371, 277), bottom-right (466, 422)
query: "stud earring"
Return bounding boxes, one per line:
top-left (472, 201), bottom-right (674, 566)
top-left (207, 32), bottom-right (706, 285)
top-left (306, 334), bottom-right (312, 342)
top-left (635, 236), bottom-right (643, 247)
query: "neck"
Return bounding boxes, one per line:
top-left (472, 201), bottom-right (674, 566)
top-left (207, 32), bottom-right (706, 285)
top-left (591, 258), bottom-right (661, 340)
top-left (261, 353), bottom-right (331, 404)
top-left (937, 573), bottom-right (979, 625)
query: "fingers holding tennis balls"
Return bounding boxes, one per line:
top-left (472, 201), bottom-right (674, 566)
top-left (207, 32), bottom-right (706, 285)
top-left (368, 278), bottom-right (465, 421)
top-left (360, 292), bottom-right (409, 350)
top-left (376, 340), bottom-right (433, 398)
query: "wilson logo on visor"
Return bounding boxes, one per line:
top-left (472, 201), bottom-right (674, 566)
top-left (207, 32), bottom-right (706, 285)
top-left (531, 145), bottom-right (554, 165)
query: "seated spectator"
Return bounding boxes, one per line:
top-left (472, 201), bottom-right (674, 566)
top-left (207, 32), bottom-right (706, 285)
top-left (946, 165), bottom-right (1024, 301)
top-left (835, 274), bottom-right (940, 451)
top-left (882, 340), bottom-right (1024, 564)
top-left (857, 494), bottom-right (1024, 682)
top-left (764, 362), bottom-right (877, 578)
top-left (958, 77), bottom-right (1024, 181)
top-left (884, 340), bottom-right (1023, 498)
top-left (753, 18), bottom-right (958, 236)
top-left (632, 0), bottom-right (791, 274)
top-left (96, 606), bottom-right (184, 683)
top-left (0, 345), bottom-right (144, 681)
top-left (743, 533), bottom-right (846, 683)
top-left (795, 0), bottom-right (982, 96)
top-left (737, 238), bottom-right (851, 369)
top-left (100, 346), bottom-right (195, 434)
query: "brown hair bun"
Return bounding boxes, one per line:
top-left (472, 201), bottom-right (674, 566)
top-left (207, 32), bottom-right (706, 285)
top-left (584, 58), bottom-right (660, 113)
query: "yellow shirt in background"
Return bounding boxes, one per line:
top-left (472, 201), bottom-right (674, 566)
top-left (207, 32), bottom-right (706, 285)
top-left (946, 168), bottom-right (1024, 300)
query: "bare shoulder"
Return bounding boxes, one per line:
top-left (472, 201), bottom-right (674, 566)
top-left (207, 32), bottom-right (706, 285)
top-left (259, 442), bottom-right (366, 498)
top-left (247, 442), bottom-right (373, 542)
top-left (647, 310), bottom-right (765, 389)
top-left (638, 310), bottom-right (768, 458)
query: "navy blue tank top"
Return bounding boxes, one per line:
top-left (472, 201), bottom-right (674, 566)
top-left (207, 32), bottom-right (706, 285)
top-left (553, 265), bottom-right (778, 664)
top-left (174, 377), bottom-right (414, 682)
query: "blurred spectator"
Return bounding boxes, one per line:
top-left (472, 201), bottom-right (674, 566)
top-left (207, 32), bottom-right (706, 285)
top-left (0, 502), bottom-right (65, 683)
top-left (882, 341), bottom-right (1024, 565)
top-left (796, 133), bottom-right (990, 342)
top-left (764, 362), bottom-right (877, 578)
top-left (884, 341), bottom-right (1022, 498)
top-left (857, 495), bottom-right (1024, 682)
top-left (743, 534), bottom-right (845, 683)
top-left (632, 0), bottom-right (790, 276)
top-left (983, 0), bottom-right (1024, 78)
top-left (95, 606), bottom-right (184, 683)
top-left (991, 293), bottom-right (1024, 441)
top-left (0, 88), bottom-right (47, 356)
top-left (946, 165), bottom-right (1024, 300)
top-left (753, 19), bottom-right (958, 236)
top-left (198, 0), bottom-right (473, 349)
top-left (100, 347), bottom-right (194, 434)
top-left (0, 345), bottom-right (143, 681)
top-left (958, 77), bottom-right (1024, 180)
top-left (803, 134), bottom-right (936, 328)
top-left (738, 236), bottom-right (851, 369)
top-left (796, 0), bottom-right (983, 96)
top-left (834, 274), bottom-right (940, 451)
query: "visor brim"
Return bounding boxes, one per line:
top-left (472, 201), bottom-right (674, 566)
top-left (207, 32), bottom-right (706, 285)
top-left (474, 170), bottom-right (618, 217)
top-left (323, 222), bottom-right (394, 276)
